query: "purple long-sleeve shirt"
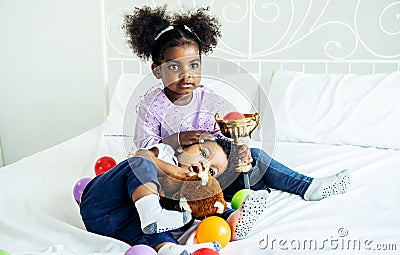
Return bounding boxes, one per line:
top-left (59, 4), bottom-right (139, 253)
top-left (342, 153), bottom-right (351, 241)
top-left (133, 84), bottom-right (234, 149)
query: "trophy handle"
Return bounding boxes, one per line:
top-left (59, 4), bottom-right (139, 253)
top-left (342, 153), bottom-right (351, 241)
top-left (248, 112), bottom-right (260, 138)
top-left (215, 112), bottom-right (223, 120)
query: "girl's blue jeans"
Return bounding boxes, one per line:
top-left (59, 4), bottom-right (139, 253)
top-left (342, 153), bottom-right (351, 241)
top-left (222, 148), bottom-right (313, 201)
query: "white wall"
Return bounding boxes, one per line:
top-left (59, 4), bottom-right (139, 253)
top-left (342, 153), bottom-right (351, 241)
top-left (0, 0), bottom-right (105, 165)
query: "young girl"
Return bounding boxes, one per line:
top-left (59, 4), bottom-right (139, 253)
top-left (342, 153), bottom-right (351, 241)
top-left (80, 139), bottom-right (269, 255)
top-left (122, 5), bottom-right (351, 202)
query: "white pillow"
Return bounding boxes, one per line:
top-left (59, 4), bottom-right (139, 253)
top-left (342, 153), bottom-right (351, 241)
top-left (203, 73), bottom-right (261, 113)
top-left (102, 74), bottom-right (150, 135)
top-left (269, 69), bottom-right (400, 149)
top-left (102, 72), bottom-right (261, 136)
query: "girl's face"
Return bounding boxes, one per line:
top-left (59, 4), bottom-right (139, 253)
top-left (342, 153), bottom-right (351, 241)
top-left (176, 141), bottom-right (228, 178)
top-left (152, 45), bottom-right (202, 103)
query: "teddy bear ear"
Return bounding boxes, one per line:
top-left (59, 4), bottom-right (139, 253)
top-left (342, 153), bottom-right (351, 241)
top-left (179, 197), bottom-right (192, 213)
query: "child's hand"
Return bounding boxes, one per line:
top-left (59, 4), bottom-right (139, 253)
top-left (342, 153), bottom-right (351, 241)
top-left (237, 144), bottom-right (253, 164)
top-left (161, 131), bottom-right (215, 149)
top-left (178, 131), bottom-right (215, 146)
top-left (157, 163), bottom-right (193, 177)
top-left (175, 167), bottom-right (196, 177)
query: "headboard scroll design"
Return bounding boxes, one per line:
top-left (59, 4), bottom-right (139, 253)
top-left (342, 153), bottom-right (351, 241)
top-left (104, 0), bottom-right (400, 61)
top-left (101, 0), bottom-right (400, 115)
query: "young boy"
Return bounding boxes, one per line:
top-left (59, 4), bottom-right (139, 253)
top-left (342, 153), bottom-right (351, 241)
top-left (80, 139), bottom-right (269, 255)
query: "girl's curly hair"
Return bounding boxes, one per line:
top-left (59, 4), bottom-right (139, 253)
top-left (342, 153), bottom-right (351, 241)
top-left (215, 136), bottom-right (231, 159)
top-left (122, 5), bottom-right (222, 65)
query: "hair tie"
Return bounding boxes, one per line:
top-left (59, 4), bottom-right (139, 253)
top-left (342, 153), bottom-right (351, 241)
top-left (184, 25), bottom-right (201, 42)
top-left (183, 25), bottom-right (192, 33)
top-left (154, 25), bottom-right (174, 41)
top-left (153, 25), bottom-right (201, 42)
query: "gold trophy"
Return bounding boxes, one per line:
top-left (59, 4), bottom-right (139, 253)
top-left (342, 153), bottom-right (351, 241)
top-left (215, 112), bottom-right (260, 188)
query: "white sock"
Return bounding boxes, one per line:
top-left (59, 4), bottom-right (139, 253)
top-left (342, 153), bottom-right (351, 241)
top-left (229, 190), bottom-right (269, 240)
top-left (304, 169), bottom-right (352, 201)
top-left (158, 242), bottom-right (221, 255)
top-left (135, 194), bottom-right (192, 234)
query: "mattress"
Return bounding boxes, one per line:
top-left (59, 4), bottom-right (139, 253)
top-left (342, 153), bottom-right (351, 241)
top-left (0, 125), bottom-right (399, 254)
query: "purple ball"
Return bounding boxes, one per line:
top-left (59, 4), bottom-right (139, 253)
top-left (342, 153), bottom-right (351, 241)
top-left (124, 245), bottom-right (157, 255)
top-left (73, 177), bottom-right (92, 204)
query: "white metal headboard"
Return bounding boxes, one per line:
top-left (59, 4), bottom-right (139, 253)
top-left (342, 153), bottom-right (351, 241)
top-left (102, 0), bottom-right (400, 116)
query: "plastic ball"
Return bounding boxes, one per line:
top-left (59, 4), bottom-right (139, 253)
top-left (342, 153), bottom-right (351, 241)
top-left (0, 250), bottom-right (10, 255)
top-left (73, 177), bottom-right (92, 204)
top-left (124, 245), bottom-right (157, 255)
top-left (196, 216), bottom-right (231, 248)
top-left (223, 111), bottom-right (245, 120)
top-left (94, 156), bottom-right (117, 176)
top-left (192, 248), bottom-right (220, 255)
top-left (231, 189), bottom-right (254, 210)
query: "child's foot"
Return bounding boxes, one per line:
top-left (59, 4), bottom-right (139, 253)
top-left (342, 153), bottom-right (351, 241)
top-left (135, 194), bottom-right (192, 234)
top-left (304, 169), bottom-right (352, 201)
top-left (157, 242), bottom-right (221, 255)
top-left (228, 190), bottom-right (269, 240)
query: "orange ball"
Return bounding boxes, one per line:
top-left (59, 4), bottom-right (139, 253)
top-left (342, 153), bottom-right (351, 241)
top-left (196, 216), bottom-right (231, 248)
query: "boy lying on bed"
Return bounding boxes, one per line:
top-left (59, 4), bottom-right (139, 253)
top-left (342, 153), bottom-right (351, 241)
top-left (79, 138), bottom-right (269, 255)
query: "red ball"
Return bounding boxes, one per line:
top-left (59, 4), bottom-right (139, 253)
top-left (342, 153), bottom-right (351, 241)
top-left (94, 156), bottom-right (117, 176)
top-left (192, 248), bottom-right (220, 255)
top-left (223, 111), bottom-right (245, 120)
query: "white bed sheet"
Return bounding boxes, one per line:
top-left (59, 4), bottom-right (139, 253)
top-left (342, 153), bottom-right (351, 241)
top-left (0, 126), bottom-right (130, 255)
top-left (1, 126), bottom-right (399, 254)
top-left (224, 141), bottom-right (400, 254)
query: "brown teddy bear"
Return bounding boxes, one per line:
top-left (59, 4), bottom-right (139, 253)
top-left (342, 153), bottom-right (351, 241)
top-left (159, 172), bottom-right (227, 218)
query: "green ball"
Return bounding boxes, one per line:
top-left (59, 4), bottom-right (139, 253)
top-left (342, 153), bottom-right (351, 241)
top-left (0, 250), bottom-right (10, 255)
top-left (231, 189), bottom-right (254, 210)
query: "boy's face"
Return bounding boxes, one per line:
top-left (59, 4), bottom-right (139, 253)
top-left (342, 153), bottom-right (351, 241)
top-left (152, 45), bottom-right (202, 102)
top-left (176, 141), bottom-right (228, 178)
